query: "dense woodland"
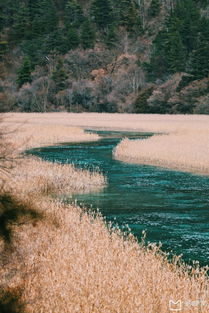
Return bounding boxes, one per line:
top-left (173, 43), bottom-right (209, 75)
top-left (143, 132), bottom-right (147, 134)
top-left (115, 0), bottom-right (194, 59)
top-left (0, 0), bottom-right (209, 113)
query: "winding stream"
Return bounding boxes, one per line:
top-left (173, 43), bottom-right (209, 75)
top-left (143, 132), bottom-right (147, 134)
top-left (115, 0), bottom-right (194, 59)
top-left (32, 130), bottom-right (209, 266)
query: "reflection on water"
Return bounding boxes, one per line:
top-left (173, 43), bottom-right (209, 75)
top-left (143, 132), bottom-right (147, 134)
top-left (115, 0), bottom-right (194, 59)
top-left (31, 130), bottom-right (209, 265)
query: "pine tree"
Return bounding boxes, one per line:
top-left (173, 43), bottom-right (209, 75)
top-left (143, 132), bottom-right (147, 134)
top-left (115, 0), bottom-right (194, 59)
top-left (0, 0), bottom-right (19, 29)
top-left (148, 0), bottom-right (202, 79)
top-left (31, 0), bottom-right (58, 37)
top-left (190, 43), bottom-right (209, 79)
top-left (17, 56), bottom-right (32, 88)
top-left (105, 25), bottom-right (117, 48)
top-left (190, 17), bottom-right (209, 79)
top-left (126, 2), bottom-right (140, 32)
top-left (150, 13), bottom-right (187, 76)
top-left (91, 0), bottom-right (113, 30)
top-left (0, 41), bottom-right (8, 60)
top-left (21, 38), bottom-right (44, 67)
top-left (115, 0), bottom-right (142, 33)
top-left (52, 59), bottom-right (68, 91)
top-left (80, 20), bottom-right (96, 49)
top-left (134, 88), bottom-right (153, 113)
top-left (149, 0), bottom-right (161, 17)
top-left (149, 28), bottom-right (169, 77)
top-left (10, 3), bottom-right (31, 42)
top-left (43, 29), bottom-right (69, 55)
top-left (172, 0), bottom-right (200, 53)
top-left (65, 0), bottom-right (84, 28)
top-left (67, 28), bottom-right (80, 50)
top-left (166, 30), bottom-right (186, 73)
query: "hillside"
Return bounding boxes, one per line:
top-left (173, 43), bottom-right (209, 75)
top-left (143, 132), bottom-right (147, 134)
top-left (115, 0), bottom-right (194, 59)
top-left (0, 0), bottom-right (209, 113)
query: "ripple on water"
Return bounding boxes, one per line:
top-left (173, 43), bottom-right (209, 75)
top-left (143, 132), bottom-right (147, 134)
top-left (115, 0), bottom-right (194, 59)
top-left (31, 131), bottom-right (209, 266)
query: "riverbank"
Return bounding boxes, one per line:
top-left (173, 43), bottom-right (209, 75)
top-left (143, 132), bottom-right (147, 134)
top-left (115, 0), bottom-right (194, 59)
top-left (1, 115), bottom-right (105, 194)
top-left (1, 113), bottom-right (209, 312)
top-left (5, 112), bottom-right (209, 175)
top-left (114, 131), bottom-right (209, 176)
top-left (4, 122), bottom-right (99, 152)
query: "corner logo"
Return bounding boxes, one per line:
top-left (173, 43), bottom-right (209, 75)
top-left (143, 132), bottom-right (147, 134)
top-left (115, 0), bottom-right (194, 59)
top-left (169, 300), bottom-right (182, 311)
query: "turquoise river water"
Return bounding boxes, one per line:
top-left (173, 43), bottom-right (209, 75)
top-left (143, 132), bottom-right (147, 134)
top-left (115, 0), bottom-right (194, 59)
top-left (31, 130), bottom-right (209, 266)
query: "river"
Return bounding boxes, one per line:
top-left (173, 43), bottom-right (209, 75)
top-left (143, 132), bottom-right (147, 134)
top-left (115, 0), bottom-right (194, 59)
top-left (31, 130), bottom-right (209, 266)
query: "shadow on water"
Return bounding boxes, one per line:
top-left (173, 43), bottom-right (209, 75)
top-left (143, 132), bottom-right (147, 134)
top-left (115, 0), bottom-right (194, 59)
top-left (31, 130), bottom-right (209, 266)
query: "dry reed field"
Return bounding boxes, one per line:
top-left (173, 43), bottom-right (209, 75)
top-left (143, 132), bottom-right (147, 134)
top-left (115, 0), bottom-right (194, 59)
top-left (114, 131), bottom-right (209, 175)
top-left (1, 113), bottom-right (209, 313)
top-left (5, 112), bottom-right (209, 174)
top-left (5, 123), bottom-right (99, 151)
top-left (5, 112), bottom-right (209, 132)
top-left (10, 157), bottom-right (105, 195)
top-left (1, 195), bottom-right (208, 313)
top-left (1, 114), bottom-right (105, 196)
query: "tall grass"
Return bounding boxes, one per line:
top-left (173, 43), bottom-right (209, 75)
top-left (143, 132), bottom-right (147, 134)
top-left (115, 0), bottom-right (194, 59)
top-left (10, 156), bottom-right (105, 195)
top-left (5, 112), bottom-right (209, 133)
top-left (6, 124), bottom-right (99, 151)
top-left (114, 131), bottom-right (209, 175)
top-left (1, 113), bottom-right (209, 312)
top-left (0, 116), bottom-right (18, 181)
top-left (1, 115), bottom-right (105, 194)
top-left (1, 196), bottom-right (208, 313)
top-left (5, 113), bottom-right (209, 175)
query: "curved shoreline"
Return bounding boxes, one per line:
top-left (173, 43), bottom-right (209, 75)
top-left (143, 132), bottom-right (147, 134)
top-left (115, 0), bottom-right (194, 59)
top-left (114, 130), bottom-right (209, 176)
top-left (114, 150), bottom-right (209, 177)
top-left (2, 116), bottom-right (106, 193)
top-left (1, 113), bottom-right (209, 313)
top-left (5, 112), bottom-right (209, 176)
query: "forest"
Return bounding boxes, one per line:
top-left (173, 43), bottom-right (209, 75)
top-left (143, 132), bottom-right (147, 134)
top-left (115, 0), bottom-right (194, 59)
top-left (0, 0), bottom-right (209, 113)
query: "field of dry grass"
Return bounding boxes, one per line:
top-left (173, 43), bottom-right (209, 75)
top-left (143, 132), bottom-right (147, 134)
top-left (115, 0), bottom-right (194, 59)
top-left (1, 113), bottom-right (209, 312)
top-left (5, 112), bottom-right (209, 175)
top-left (5, 112), bottom-right (209, 133)
top-left (5, 123), bottom-right (99, 152)
top-left (114, 131), bottom-right (209, 175)
top-left (1, 194), bottom-right (208, 313)
top-left (10, 157), bottom-right (105, 195)
top-left (1, 115), bottom-right (105, 199)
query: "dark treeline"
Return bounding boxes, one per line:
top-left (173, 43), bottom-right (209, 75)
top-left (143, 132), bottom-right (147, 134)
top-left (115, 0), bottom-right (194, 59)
top-left (0, 0), bottom-right (209, 113)
top-left (0, 0), bottom-right (142, 67)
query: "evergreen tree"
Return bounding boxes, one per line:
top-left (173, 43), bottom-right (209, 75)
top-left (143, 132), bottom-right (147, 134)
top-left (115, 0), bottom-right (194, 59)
top-left (105, 25), bottom-right (118, 48)
top-left (190, 18), bottom-right (209, 79)
top-left (11, 3), bottom-right (31, 42)
top-left (31, 0), bottom-right (58, 37)
top-left (149, 0), bottom-right (161, 17)
top-left (43, 29), bottom-right (69, 55)
top-left (67, 28), bottom-right (80, 50)
top-left (0, 41), bottom-right (8, 60)
top-left (166, 30), bottom-right (186, 73)
top-left (17, 56), bottom-right (32, 88)
top-left (150, 28), bottom-right (169, 77)
top-left (125, 2), bottom-right (141, 32)
top-left (149, 9), bottom-right (191, 76)
top-left (80, 20), bottom-right (96, 49)
top-left (134, 88), bottom-right (153, 113)
top-left (65, 0), bottom-right (84, 28)
top-left (0, 0), bottom-right (19, 29)
top-left (21, 38), bottom-right (44, 67)
top-left (114, 0), bottom-right (142, 33)
top-left (54, 0), bottom-right (66, 10)
top-left (91, 0), bottom-right (114, 30)
top-left (172, 0), bottom-right (200, 53)
top-left (52, 59), bottom-right (68, 91)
